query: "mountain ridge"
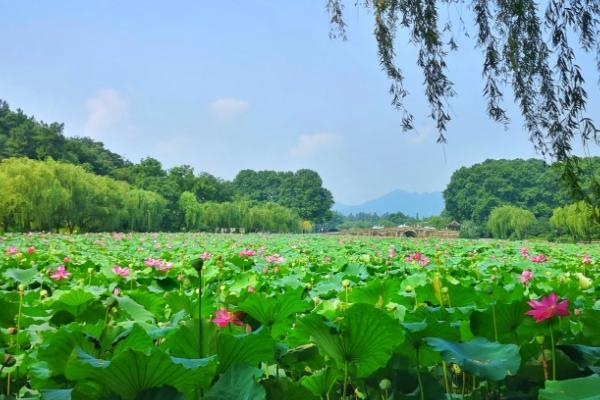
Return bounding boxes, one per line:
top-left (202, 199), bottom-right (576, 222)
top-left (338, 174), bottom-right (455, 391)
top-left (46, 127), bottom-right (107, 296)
top-left (334, 189), bottom-right (444, 217)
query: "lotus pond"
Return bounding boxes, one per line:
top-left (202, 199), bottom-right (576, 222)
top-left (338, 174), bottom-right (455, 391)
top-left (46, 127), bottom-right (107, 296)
top-left (1, 233), bottom-right (599, 399)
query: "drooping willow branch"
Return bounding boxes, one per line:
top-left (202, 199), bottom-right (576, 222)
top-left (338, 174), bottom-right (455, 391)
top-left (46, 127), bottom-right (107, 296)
top-left (326, 0), bottom-right (600, 208)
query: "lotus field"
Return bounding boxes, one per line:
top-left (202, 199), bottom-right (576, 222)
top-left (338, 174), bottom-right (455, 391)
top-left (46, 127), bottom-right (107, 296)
top-left (1, 233), bottom-right (600, 400)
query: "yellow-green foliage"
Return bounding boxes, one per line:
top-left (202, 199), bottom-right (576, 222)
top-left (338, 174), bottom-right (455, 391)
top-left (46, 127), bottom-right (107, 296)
top-left (487, 205), bottom-right (536, 239)
top-left (551, 201), bottom-right (600, 241)
top-left (0, 158), bottom-right (166, 232)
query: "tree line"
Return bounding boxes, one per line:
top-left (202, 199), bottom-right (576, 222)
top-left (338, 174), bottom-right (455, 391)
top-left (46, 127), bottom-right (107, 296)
top-left (0, 101), bottom-right (333, 232)
top-left (443, 159), bottom-right (600, 241)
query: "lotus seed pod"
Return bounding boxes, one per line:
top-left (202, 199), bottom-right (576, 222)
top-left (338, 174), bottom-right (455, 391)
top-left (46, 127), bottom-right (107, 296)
top-left (312, 296), bottom-right (320, 304)
top-left (87, 267), bottom-right (94, 274)
top-left (40, 289), bottom-right (48, 298)
top-left (18, 283), bottom-right (26, 291)
top-left (535, 336), bottom-right (545, 345)
top-left (441, 286), bottom-right (449, 294)
top-left (305, 282), bottom-right (312, 289)
top-left (379, 379), bottom-right (391, 390)
top-left (451, 364), bottom-right (462, 374)
top-left (341, 279), bottom-right (351, 288)
top-left (7, 327), bottom-right (17, 335)
top-left (404, 285), bottom-right (414, 293)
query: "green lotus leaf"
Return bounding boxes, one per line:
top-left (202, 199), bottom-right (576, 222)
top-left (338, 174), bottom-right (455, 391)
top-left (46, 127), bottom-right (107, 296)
top-left (557, 344), bottom-right (600, 371)
top-left (426, 336), bottom-right (521, 381)
top-left (298, 303), bottom-right (404, 377)
top-left (216, 330), bottom-right (275, 374)
top-left (4, 267), bottom-right (38, 284)
top-left (347, 279), bottom-right (401, 308)
top-left (161, 318), bottom-right (218, 359)
top-left (538, 375), bottom-right (600, 400)
top-left (300, 368), bottom-right (340, 398)
top-left (116, 295), bottom-right (155, 324)
top-left (204, 363), bottom-right (266, 400)
top-left (65, 347), bottom-right (216, 399)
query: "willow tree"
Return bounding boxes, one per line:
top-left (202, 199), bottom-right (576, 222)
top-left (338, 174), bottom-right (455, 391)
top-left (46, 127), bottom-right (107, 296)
top-left (326, 0), bottom-right (600, 205)
top-left (487, 205), bottom-right (536, 239)
top-left (550, 201), bottom-right (599, 241)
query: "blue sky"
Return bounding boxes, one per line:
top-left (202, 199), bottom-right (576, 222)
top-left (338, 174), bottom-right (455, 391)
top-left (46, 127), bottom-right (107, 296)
top-left (1, 1), bottom-right (599, 204)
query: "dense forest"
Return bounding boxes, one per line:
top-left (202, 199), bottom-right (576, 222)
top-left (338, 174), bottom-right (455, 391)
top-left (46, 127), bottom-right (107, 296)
top-left (0, 101), bottom-right (332, 232)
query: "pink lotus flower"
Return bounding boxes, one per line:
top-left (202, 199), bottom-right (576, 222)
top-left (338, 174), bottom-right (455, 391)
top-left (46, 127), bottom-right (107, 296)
top-left (200, 252), bottom-right (212, 260)
top-left (530, 254), bottom-right (547, 263)
top-left (247, 285), bottom-right (255, 293)
top-left (212, 309), bottom-right (244, 328)
top-left (582, 254), bottom-right (592, 264)
top-left (50, 265), bottom-right (71, 281)
top-left (405, 252), bottom-right (428, 265)
top-left (112, 265), bottom-right (130, 278)
top-left (526, 293), bottom-right (569, 323)
top-left (519, 247), bottom-right (529, 257)
top-left (63, 256), bottom-right (71, 264)
top-left (388, 246), bottom-right (397, 258)
top-left (26, 246), bottom-right (35, 254)
top-left (240, 249), bottom-right (256, 257)
top-left (265, 254), bottom-right (285, 264)
top-left (520, 270), bottom-right (533, 285)
top-left (6, 246), bottom-right (18, 256)
top-left (144, 258), bottom-right (173, 271)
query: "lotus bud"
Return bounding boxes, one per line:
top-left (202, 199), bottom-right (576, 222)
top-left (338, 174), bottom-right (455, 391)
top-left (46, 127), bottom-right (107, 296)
top-left (441, 286), bottom-right (449, 294)
top-left (379, 379), bottom-right (391, 390)
top-left (312, 296), bottom-right (320, 304)
top-left (219, 285), bottom-right (226, 292)
top-left (40, 289), bottom-right (48, 298)
top-left (576, 273), bottom-right (592, 289)
top-left (2, 353), bottom-right (16, 367)
top-left (341, 279), bottom-right (351, 288)
top-left (7, 327), bottom-right (17, 335)
top-left (305, 282), bottom-right (312, 289)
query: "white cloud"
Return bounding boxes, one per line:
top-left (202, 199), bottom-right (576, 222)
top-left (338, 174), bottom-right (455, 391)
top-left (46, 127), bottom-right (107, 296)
top-left (84, 89), bottom-right (127, 137)
top-left (209, 97), bottom-right (249, 117)
top-left (291, 132), bottom-right (341, 156)
top-left (408, 126), bottom-right (432, 144)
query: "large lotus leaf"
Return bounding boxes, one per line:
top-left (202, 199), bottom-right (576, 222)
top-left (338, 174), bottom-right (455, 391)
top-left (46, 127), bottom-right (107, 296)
top-left (40, 389), bottom-right (73, 400)
top-left (538, 375), bottom-right (600, 400)
top-left (581, 310), bottom-right (600, 346)
top-left (238, 289), bottom-right (310, 337)
top-left (111, 324), bottom-right (154, 356)
top-left (263, 377), bottom-right (317, 400)
top-left (161, 318), bottom-right (218, 359)
top-left (216, 330), bottom-right (275, 374)
top-left (299, 368), bottom-right (340, 398)
top-left (129, 291), bottom-right (165, 319)
top-left (135, 386), bottom-right (184, 400)
top-left (37, 327), bottom-right (97, 376)
top-left (4, 267), bottom-right (38, 284)
top-left (52, 289), bottom-right (96, 317)
top-left (298, 303), bottom-right (404, 377)
top-left (470, 301), bottom-right (529, 343)
top-left (65, 348), bottom-right (217, 399)
top-left (204, 363), bottom-right (265, 400)
top-left (426, 337), bottom-right (521, 381)
top-left (346, 279), bottom-right (401, 308)
top-left (557, 344), bottom-right (600, 371)
top-left (116, 296), bottom-right (155, 324)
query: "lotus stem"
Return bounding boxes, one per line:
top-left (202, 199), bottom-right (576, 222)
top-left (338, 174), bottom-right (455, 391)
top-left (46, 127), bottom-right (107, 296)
top-left (342, 361), bottom-right (349, 399)
top-left (416, 347), bottom-right (425, 400)
top-left (442, 360), bottom-right (450, 396)
top-left (491, 303), bottom-right (498, 342)
top-left (549, 324), bottom-right (556, 380)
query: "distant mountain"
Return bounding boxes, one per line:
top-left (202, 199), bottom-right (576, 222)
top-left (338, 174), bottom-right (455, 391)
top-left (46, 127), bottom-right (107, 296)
top-left (333, 190), bottom-right (444, 217)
